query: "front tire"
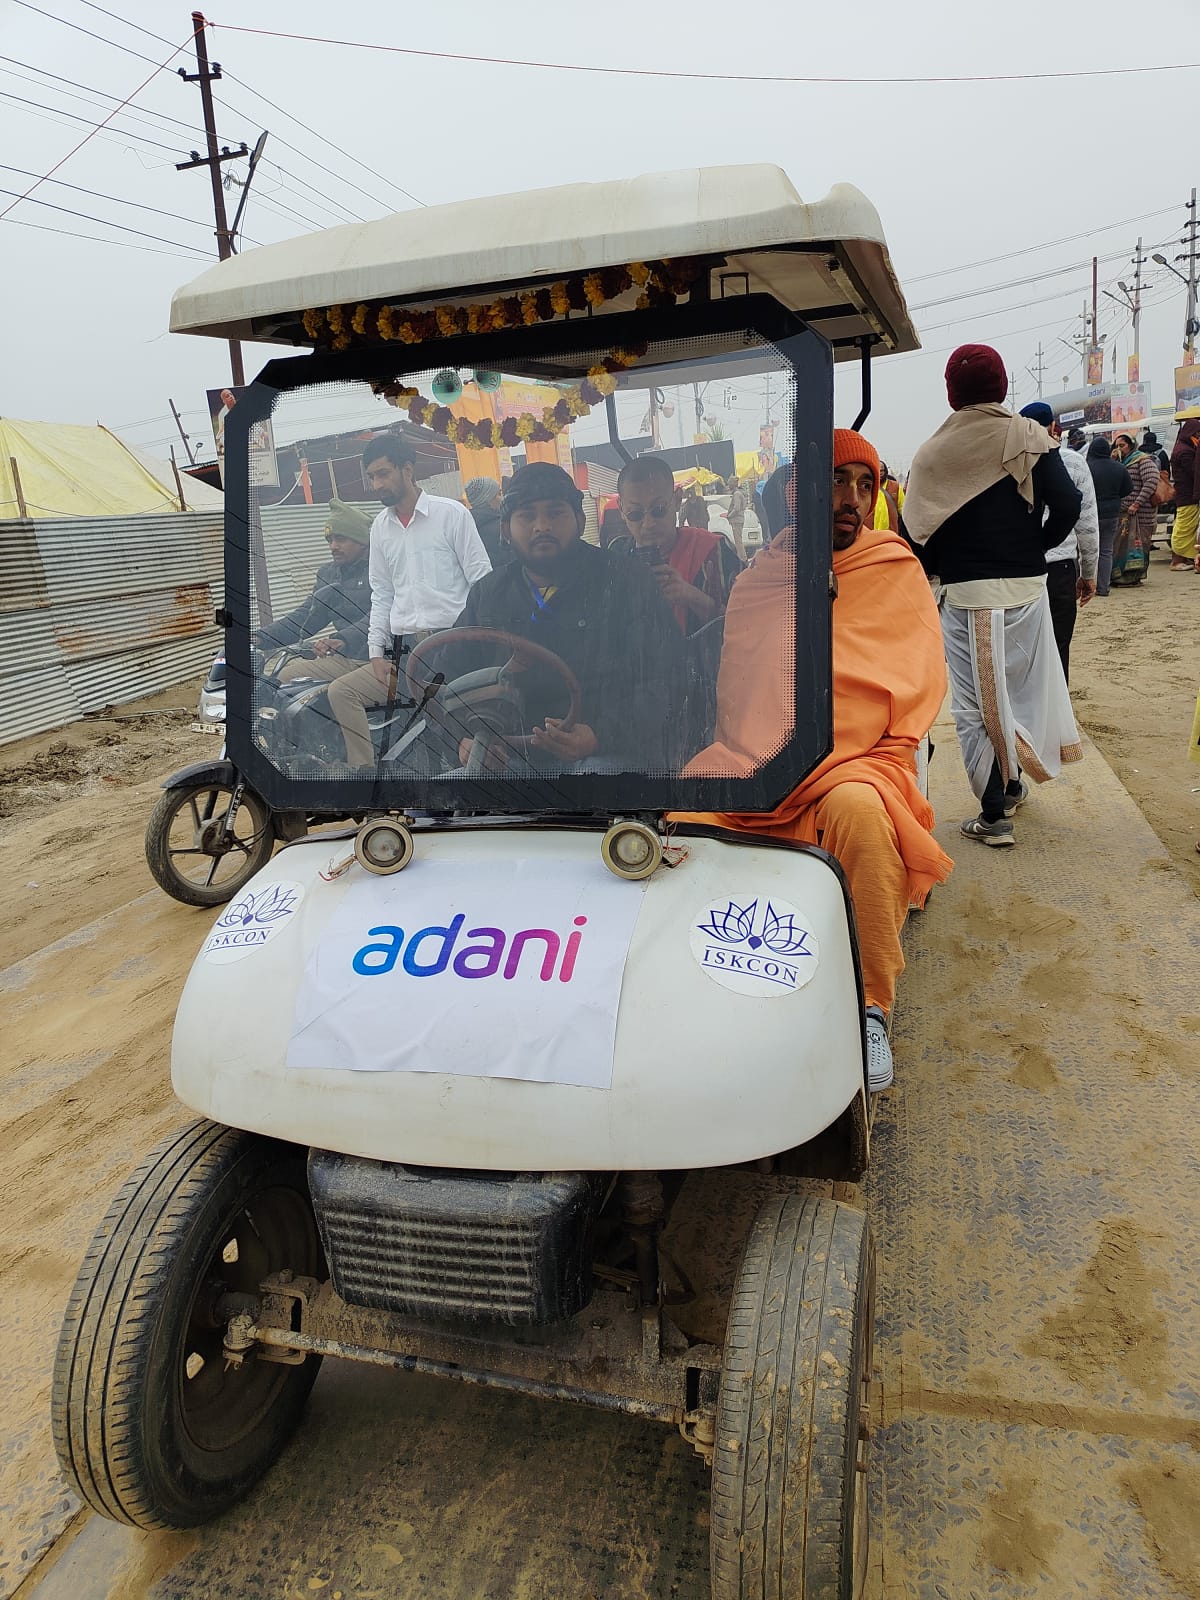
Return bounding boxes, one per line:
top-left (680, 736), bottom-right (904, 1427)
top-left (52, 1120), bottom-right (323, 1530)
top-left (710, 1195), bottom-right (874, 1600)
top-left (145, 781), bottom-right (274, 906)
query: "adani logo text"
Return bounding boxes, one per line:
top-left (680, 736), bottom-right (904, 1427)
top-left (352, 915), bottom-right (587, 983)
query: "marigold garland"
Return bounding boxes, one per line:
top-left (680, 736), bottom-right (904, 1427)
top-left (376, 345), bottom-right (648, 450)
top-left (302, 258), bottom-right (703, 351)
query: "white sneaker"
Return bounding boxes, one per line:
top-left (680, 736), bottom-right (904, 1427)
top-left (865, 1007), bottom-right (894, 1092)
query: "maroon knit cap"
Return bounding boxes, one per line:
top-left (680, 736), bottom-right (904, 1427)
top-left (945, 344), bottom-right (1008, 410)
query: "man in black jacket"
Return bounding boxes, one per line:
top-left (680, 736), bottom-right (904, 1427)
top-left (904, 343), bottom-right (1084, 847)
top-left (256, 498), bottom-right (373, 681)
top-left (449, 462), bottom-right (684, 772)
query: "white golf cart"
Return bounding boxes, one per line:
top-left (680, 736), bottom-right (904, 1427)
top-left (53, 165), bottom-right (917, 1598)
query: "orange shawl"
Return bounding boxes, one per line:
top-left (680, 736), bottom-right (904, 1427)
top-left (677, 526), bottom-right (953, 907)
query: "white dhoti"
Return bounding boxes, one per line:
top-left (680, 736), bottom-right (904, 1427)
top-left (942, 592), bottom-right (1083, 800)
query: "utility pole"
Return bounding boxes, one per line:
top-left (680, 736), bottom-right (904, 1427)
top-left (1027, 342), bottom-right (1046, 398)
top-left (1185, 187), bottom-right (1198, 364)
top-left (176, 12), bottom-right (248, 385)
top-left (1131, 236), bottom-right (1145, 380)
top-left (1091, 255), bottom-right (1099, 361)
top-left (169, 397), bottom-right (196, 465)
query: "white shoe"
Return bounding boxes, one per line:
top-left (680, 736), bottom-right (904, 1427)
top-left (865, 1007), bottom-right (894, 1092)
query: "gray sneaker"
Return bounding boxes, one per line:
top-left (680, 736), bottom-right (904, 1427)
top-left (864, 1007), bottom-right (894, 1092)
top-left (960, 814), bottom-right (1016, 847)
top-left (1003, 780), bottom-right (1029, 817)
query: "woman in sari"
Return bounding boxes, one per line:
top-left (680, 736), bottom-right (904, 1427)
top-left (1110, 432), bottom-right (1159, 585)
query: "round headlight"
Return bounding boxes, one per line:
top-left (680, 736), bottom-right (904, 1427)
top-left (354, 818), bottom-right (414, 875)
top-left (600, 820), bottom-right (662, 881)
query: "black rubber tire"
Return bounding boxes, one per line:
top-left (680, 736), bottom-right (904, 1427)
top-left (145, 781), bottom-right (274, 908)
top-left (710, 1195), bottom-right (875, 1600)
top-left (52, 1119), bottom-right (323, 1530)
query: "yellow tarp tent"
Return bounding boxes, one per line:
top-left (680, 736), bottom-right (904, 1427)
top-left (0, 417), bottom-right (218, 519)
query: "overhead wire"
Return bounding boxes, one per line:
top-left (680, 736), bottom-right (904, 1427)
top-left (0, 55), bottom-right (363, 226)
top-left (3, 213), bottom-right (211, 260)
top-left (906, 206), bottom-right (1182, 283)
top-left (207, 21), bottom-right (1200, 86)
top-left (57, 0), bottom-right (406, 214)
top-left (0, 25), bottom-right (198, 223)
top-left (0, 185), bottom-right (212, 254)
top-left (0, 160), bottom-right (260, 243)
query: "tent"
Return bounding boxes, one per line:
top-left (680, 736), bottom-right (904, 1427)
top-left (0, 416), bottom-right (224, 519)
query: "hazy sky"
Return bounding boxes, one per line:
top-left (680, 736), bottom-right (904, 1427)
top-left (2, 0), bottom-right (1196, 473)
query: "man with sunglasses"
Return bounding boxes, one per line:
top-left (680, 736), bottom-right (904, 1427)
top-left (613, 454), bottom-right (742, 635)
top-left (255, 497), bottom-right (373, 683)
top-left (451, 462), bottom-right (684, 770)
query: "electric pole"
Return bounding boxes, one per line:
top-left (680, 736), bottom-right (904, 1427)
top-left (1185, 187), bottom-right (1198, 364)
top-left (176, 12), bottom-right (248, 385)
top-left (1131, 236), bottom-right (1145, 380)
top-left (1027, 342), bottom-right (1046, 398)
top-left (169, 397), bottom-right (196, 465)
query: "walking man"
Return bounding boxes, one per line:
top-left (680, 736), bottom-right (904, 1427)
top-left (905, 345), bottom-right (1083, 847)
top-left (1019, 402), bottom-right (1098, 682)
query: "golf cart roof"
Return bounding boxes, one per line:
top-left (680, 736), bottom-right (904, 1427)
top-left (169, 164), bottom-right (918, 360)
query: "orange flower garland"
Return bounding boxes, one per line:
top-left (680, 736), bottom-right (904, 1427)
top-left (302, 259), bottom-right (704, 351)
top-left (377, 346), bottom-right (648, 450)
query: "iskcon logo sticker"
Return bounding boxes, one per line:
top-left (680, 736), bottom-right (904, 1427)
top-left (203, 880), bottom-right (306, 964)
top-left (689, 895), bottom-right (819, 997)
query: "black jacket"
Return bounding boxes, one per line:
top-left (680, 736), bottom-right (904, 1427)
top-left (470, 504), bottom-right (512, 569)
top-left (1086, 456), bottom-right (1135, 522)
top-left (257, 553), bottom-right (372, 659)
top-left (905, 450), bottom-right (1082, 585)
top-left (454, 542), bottom-right (685, 766)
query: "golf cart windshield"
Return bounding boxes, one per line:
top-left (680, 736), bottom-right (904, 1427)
top-left (223, 300), bottom-right (834, 817)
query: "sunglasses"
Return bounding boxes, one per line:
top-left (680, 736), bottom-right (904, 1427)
top-left (621, 503), bottom-right (672, 522)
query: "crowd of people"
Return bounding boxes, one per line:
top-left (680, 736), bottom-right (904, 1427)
top-left (254, 344), bottom-right (1199, 1087)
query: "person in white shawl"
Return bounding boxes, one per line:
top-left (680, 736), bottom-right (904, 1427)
top-left (904, 344), bottom-right (1084, 847)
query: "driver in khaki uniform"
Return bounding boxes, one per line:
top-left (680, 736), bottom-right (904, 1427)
top-left (447, 463), bottom-right (684, 772)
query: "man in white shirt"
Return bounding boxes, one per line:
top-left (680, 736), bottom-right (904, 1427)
top-left (1019, 403), bottom-right (1097, 684)
top-left (327, 436), bottom-right (491, 767)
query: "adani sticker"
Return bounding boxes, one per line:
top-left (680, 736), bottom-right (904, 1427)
top-left (689, 895), bottom-right (819, 998)
top-left (287, 860), bottom-right (645, 1088)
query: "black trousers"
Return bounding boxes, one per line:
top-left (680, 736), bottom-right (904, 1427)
top-left (981, 760), bottom-right (1024, 824)
top-left (1045, 557), bottom-right (1078, 684)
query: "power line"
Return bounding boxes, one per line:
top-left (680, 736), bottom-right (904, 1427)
top-left (0, 88), bottom-right (183, 153)
top-left (911, 250), bottom-right (1129, 312)
top-left (0, 61), bottom-right (355, 227)
top-left (207, 21), bottom-right (1200, 86)
top-left (0, 185), bottom-right (211, 254)
top-left (2, 213), bottom-right (210, 259)
top-left (58, 0), bottom-right (403, 214)
top-left (0, 53), bottom-right (356, 227)
top-left (0, 28), bottom-right (197, 223)
top-left (905, 206), bottom-right (1181, 283)
top-left (0, 160), bottom-right (259, 241)
top-left (0, 56), bottom-right (207, 141)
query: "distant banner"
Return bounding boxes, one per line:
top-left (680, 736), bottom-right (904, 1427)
top-left (1176, 363), bottom-right (1200, 414)
top-left (1127, 354), bottom-right (1140, 384)
top-left (1086, 347), bottom-right (1105, 386)
top-left (208, 386), bottom-right (279, 488)
top-left (1110, 382), bottom-right (1150, 425)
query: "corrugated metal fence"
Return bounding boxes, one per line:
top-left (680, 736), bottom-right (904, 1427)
top-left (0, 503), bottom-right (358, 746)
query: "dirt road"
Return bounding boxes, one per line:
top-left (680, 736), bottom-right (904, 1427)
top-left (1, 543), bottom-right (1197, 1597)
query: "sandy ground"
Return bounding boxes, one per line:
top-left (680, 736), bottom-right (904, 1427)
top-left (0, 543), bottom-right (1196, 1597)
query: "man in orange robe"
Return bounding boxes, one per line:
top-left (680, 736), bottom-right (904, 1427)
top-left (677, 429), bottom-right (953, 1090)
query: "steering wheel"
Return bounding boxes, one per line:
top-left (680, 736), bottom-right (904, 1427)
top-left (406, 627), bottom-right (582, 756)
